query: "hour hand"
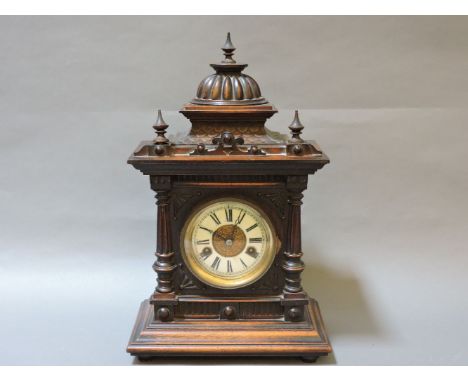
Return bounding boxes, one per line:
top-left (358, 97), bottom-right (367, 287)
top-left (213, 231), bottom-right (228, 241)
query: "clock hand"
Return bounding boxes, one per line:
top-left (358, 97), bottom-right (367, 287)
top-left (213, 231), bottom-right (229, 241)
top-left (229, 223), bottom-right (238, 240)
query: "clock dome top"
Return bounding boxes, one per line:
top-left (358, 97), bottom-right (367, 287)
top-left (192, 33), bottom-right (268, 106)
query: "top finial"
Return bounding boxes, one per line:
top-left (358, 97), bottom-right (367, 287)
top-left (221, 32), bottom-right (236, 64)
top-left (288, 110), bottom-right (305, 143)
top-left (153, 109), bottom-right (169, 145)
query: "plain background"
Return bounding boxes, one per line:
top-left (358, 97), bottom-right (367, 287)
top-left (1, 16), bottom-right (468, 365)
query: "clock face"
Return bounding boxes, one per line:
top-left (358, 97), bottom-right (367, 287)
top-left (180, 198), bottom-right (277, 289)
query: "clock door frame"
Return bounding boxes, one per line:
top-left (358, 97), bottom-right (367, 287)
top-left (170, 176), bottom-right (288, 297)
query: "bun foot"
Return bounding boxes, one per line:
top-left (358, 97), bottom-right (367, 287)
top-left (137, 356), bottom-right (153, 362)
top-left (301, 356), bottom-right (319, 363)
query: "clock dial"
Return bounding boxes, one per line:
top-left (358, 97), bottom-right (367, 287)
top-left (181, 198), bottom-right (277, 289)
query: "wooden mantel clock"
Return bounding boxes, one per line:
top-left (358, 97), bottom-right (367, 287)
top-left (126, 33), bottom-right (332, 362)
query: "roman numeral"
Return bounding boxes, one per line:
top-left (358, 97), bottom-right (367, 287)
top-left (235, 210), bottom-right (246, 225)
top-left (246, 223), bottom-right (258, 232)
top-left (227, 260), bottom-right (233, 273)
top-left (196, 239), bottom-right (210, 245)
top-left (211, 256), bottom-right (221, 270)
top-left (209, 212), bottom-right (221, 225)
top-left (225, 207), bottom-right (232, 222)
top-left (249, 237), bottom-right (262, 243)
top-left (199, 226), bottom-right (213, 234)
top-left (200, 250), bottom-right (212, 261)
top-left (240, 258), bottom-right (248, 269)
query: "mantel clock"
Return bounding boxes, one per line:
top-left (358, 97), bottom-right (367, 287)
top-left (126, 34), bottom-right (332, 362)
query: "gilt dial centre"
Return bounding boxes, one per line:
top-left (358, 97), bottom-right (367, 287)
top-left (212, 224), bottom-right (246, 257)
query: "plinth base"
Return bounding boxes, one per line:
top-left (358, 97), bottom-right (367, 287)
top-left (127, 298), bottom-right (332, 361)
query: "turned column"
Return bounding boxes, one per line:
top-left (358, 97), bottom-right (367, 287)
top-left (283, 175), bottom-right (308, 294)
top-left (150, 175), bottom-right (176, 294)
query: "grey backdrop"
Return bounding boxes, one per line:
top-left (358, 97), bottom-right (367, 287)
top-left (1, 16), bottom-right (468, 365)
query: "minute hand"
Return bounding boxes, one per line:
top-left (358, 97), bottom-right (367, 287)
top-left (229, 223), bottom-right (239, 240)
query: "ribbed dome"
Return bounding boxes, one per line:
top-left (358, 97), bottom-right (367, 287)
top-left (194, 72), bottom-right (266, 105)
top-left (191, 33), bottom-right (268, 106)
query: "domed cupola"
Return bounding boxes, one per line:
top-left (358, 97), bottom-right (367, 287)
top-left (192, 33), bottom-right (267, 106)
top-left (179, 33), bottom-right (278, 144)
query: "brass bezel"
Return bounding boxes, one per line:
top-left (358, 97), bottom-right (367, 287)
top-left (180, 197), bottom-right (278, 290)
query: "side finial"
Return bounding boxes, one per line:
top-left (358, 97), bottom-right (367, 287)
top-left (221, 32), bottom-right (236, 63)
top-left (153, 109), bottom-right (169, 145)
top-left (288, 110), bottom-right (304, 143)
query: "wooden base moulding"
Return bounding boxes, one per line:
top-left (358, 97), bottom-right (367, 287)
top-left (127, 298), bottom-right (332, 362)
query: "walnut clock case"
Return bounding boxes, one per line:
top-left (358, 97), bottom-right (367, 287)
top-left (126, 34), bottom-right (332, 362)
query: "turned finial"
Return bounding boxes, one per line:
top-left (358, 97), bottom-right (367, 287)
top-left (153, 109), bottom-right (169, 145)
top-left (221, 32), bottom-right (236, 63)
top-left (288, 110), bottom-right (304, 143)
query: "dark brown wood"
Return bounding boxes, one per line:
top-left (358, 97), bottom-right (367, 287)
top-left (288, 110), bottom-right (305, 143)
top-left (153, 109), bottom-right (169, 145)
top-left (128, 298), bottom-right (331, 358)
top-left (191, 32), bottom-right (266, 106)
top-left (126, 33), bottom-right (332, 361)
top-left (169, 180), bottom-right (287, 298)
top-left (283, 176), bottom-right (307, 295)
top-left (150, 176), bottom-right (176, 295)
